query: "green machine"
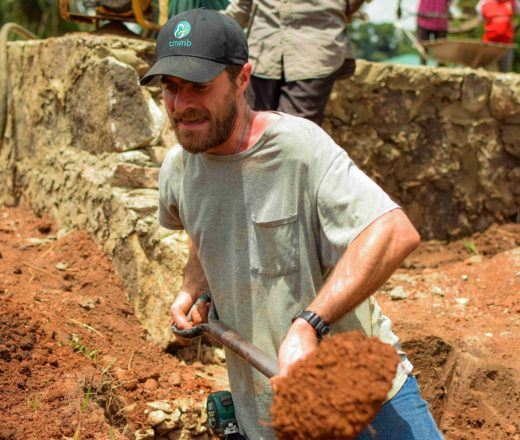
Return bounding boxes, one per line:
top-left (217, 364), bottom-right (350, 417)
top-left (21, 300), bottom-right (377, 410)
top-left (207, 391), bottom-right (239, 436)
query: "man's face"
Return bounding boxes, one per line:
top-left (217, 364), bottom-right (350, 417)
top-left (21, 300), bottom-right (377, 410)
top-left (161, 71), bottom-right (239, 154)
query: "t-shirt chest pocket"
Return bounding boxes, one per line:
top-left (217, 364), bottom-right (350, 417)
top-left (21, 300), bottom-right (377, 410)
top-left (251, 213), bottom-right (300, 277)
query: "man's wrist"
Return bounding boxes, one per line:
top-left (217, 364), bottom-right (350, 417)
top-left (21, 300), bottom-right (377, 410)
top-left (292, 310), bottom-right (331, 340)
top-left (179, 288), bottom-right (207, 300)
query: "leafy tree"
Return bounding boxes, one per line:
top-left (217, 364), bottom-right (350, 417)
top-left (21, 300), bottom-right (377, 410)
top-left (349, 21), bottom-right (415, 62)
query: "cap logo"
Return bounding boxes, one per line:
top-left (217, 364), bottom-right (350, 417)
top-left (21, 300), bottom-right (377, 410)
top-left (174, 21), bottom-right (191, 39)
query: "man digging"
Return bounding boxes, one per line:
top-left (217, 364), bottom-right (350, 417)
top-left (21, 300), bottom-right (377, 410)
top-left (140, 8), bottom-right (443, 440)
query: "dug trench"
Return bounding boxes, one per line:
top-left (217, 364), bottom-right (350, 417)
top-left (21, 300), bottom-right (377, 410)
top-left (0, 206), bottom-right (518, 439)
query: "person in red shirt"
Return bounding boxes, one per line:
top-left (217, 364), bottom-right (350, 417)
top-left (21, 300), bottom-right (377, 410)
top-left (477, 0), bottom-right (520, 71)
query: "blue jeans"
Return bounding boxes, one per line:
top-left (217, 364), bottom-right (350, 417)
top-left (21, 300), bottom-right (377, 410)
top-left (357, 375), bottom-right (443, 439)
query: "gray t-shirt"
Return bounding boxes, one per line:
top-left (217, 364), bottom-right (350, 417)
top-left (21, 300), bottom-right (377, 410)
top-left (159, 113), bottom-right (412, 440)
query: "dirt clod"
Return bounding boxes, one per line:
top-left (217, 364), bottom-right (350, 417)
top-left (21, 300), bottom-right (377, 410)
top-left (271, 332), bottom-right (399, 440)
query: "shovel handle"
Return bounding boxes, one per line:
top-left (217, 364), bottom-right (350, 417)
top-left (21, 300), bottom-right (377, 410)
top-left (170, 291), bottom-right (279, 378)
top-left (171, 320), bottom-right (279, 378)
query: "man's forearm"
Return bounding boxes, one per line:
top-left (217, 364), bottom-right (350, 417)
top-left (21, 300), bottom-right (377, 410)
top-left (181, 238), bottom-right (209, 298)
top-left (306, 209), bottom-right (420, 324)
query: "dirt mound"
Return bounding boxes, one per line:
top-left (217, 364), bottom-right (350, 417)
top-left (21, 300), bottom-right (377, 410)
top-left (0, 206), bottom-right (224, 439)
top-left (271, 332), bottom-right (399, 440)
top-left (379, 225), bottom-right (520, 439)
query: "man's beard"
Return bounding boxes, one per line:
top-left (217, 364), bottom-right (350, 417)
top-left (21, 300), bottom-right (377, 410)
top-left (171, 90), bottom-right (238, 154)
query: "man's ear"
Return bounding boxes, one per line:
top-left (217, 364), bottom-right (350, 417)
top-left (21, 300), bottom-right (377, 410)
top-left (237, 63), bottom-right (253, 95)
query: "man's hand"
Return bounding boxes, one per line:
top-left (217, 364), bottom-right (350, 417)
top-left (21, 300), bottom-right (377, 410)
top-left (171, 236), bottom-right (210, 337)
top-left (170, 290), bottom-right (210, 330)
top-left (277, 319), bottom-right (319, 376)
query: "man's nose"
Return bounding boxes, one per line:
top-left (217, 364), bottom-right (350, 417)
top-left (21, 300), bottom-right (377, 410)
top-left (172, 88), bottom-right (192, 113)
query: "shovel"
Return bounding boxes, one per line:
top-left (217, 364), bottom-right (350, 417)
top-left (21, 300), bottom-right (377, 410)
top-left (171, 291), bottom-right (279, 379)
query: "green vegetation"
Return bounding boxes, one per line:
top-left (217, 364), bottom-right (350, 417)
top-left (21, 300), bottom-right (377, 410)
top-left (350, 21), bottom-right (415, 62)
top-left (463, 240), bottom-right (480, 256)
top-left (70, 334), bottom-right (99, 361)
top-left (26, 394), bottom-right (40, 413)
top-left (81, 386), bottom-right (92, 413)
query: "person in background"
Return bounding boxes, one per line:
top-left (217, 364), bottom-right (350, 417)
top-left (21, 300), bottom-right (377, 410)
top-left (223, 0), bottom-right (366, 126)
top-left (477, 0), bottom-right (520, 72)
top-left (416, 0), bottom-right (451, 46)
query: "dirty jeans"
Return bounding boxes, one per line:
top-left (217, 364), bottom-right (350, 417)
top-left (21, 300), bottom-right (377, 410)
top-left (356, 375), bottom-right (444, 440)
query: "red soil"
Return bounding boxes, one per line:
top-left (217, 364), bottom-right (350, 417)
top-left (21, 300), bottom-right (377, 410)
top-left (271, 332), bottom-right (399, 440)
top-left (0, 207), bottom-right (222, 440)
top-left (0, 206), bottom-right (518, 439)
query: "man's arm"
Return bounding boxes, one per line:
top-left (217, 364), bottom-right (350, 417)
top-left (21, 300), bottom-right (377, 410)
top-left (170, 237), bottom-right (209, 329)
top-left (277, 208), bottom-right (420, 375)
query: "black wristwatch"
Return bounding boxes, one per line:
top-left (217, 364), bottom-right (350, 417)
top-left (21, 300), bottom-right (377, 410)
top-left (292, 310), bottom-right (331, 340)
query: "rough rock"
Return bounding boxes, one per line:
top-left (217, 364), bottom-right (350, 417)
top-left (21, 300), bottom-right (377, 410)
top-left (134, 428), bottom-right (155, 440)
top-left (148, 409), bottom-right (169, 426)
top-left (116, 150), bottom-right (155, 167)
top-left (155, 409), bottom-right (182, 435)
top-left (147, 400), bottom-right (174, 413)
top-left (431, 286), bottom-right (445, 297)
top-left (325, 61), bottom-right (520, 239)
top-left (111, 163), bottom-right (160, 189)
top-left (389, 285), bottom-right (410, 301)
top-left (144, 378), bottom-right (159, 391)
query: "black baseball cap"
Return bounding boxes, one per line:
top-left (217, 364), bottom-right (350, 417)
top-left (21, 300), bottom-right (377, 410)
top-left (140, 8), bottom-right (248, 85)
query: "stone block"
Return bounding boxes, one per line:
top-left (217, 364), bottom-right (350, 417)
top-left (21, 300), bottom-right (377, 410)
top-left (117, 150), bottom-right (154, 167)
top-left (500, 124), bottom-right (520, 158)
top-left (461, 73), bottom-right (491, 114)
top-left (112, 188), bottom-right (158, 214)
top-left (111, 163), bottom-right (160, 189)
top-left (490, 76), bottom-right (520, 120)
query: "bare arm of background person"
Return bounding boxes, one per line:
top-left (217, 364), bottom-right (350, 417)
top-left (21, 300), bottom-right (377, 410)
top-left (170, 238), bottom-right (210, 330)
top-left (277, 208), bottom-right (420, 376)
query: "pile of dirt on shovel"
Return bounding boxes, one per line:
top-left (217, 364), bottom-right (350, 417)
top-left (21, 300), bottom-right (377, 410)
top-left (271, 331), bottom-right (399, 440)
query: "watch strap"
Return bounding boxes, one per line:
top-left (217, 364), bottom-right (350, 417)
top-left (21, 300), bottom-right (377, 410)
top-left (292, 310), bottom-right (331, 340)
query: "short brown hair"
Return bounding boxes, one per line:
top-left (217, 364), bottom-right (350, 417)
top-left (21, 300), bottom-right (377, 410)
top-left (225, 64), bottom-right (243, 83)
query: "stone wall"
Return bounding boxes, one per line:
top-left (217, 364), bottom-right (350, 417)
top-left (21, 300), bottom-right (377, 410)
top-left (1, 34), bottom-right (518, 346)
top-left (324, 61), bottom-right (520, 239)
top-left (1, 34), bottom-right (184, 347)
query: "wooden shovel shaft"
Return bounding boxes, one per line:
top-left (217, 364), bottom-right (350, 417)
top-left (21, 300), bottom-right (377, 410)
top-left (171, 320), bottom-right (279, 378)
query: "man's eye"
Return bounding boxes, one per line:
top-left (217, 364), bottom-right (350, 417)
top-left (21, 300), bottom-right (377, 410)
top-left (193, 84), bottom-right (207, 91)
top-left (163, 84), bottom-right (177, 92)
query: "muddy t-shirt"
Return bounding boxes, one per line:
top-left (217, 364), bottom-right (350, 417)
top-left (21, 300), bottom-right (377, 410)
top-left (158, 113), bottom-right (413, 440)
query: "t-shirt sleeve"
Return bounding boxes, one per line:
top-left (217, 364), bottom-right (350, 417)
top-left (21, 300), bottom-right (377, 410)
top-left (317, 151), bottom-right (400, 268)
top-left (158, 147), bottom-right (185, 230)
